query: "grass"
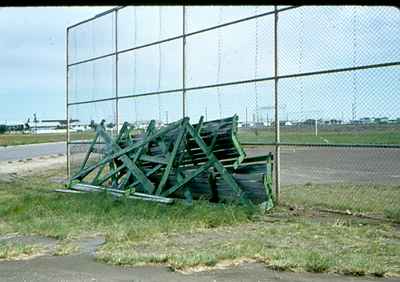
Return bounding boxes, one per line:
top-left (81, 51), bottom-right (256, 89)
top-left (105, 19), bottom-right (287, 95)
top-left (0, 241), bottom-right (42, 260)
top-left (281, 183), bottom-right (400, 221)
top-left (238, 127), bottom-right (400, 145)
top-left (0, 170), bottom-right (254, 240)
top-left (0, 131), bottom-right (95, 146)
top-left (0, 169), bottom-right (399, 276)
top-left (384, 207), bottom-right (400, 223)
top-left (54, 241), bottom-right (80, 256)
top-left (1, 126), bottom-right (400, 147)
top-left (96, 219), bottom-right (400, 276)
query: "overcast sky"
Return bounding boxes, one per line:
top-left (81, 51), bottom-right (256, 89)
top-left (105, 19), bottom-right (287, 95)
top-left (0, 6), bottom-right (113, 123)
top-left (1, 6), bottom-right (399, 125)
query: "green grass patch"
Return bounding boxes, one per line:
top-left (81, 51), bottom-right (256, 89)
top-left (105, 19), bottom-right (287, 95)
top-left (1, 170), bottom-right (399, 276)
top-left (0, 170), bottom-right (254, 240)
top-left (0, 241), bottom-right (42, 260)
top-left (384, 207), bottom-right (400, 223)
top-left (2, 125), bottom-right (400, 147)
top-left (54, 241), bottom-right (80, 256)
top-left (96, 220), bottom-right (400, 276)
top-left (281, 183), bottom-right (400, 219)
top-left (238, 127), bottom-right (400, 145)
top-left (0, 131), bottom-right (95, 146)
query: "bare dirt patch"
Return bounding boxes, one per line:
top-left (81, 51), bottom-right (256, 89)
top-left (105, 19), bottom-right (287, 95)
top-left (0, 155), bottom-right (66, 182)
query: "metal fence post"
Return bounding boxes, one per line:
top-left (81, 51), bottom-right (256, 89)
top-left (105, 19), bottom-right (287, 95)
top-left (66, 28), bottom-right (70, 179)
top-left (274, 5), bottom-right (281, 204)
top-left (182, 5), bottom-right (186, 118)
top-left (115, 10), bottom-right (119, 135)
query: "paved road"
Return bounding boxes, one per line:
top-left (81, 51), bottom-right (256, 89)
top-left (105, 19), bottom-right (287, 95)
top-left (1, 142), bottom-right (399, 185)
top-left (0, 142), bottom-right (65, 161)
top-left (0, 255), bottom-right (396, 282)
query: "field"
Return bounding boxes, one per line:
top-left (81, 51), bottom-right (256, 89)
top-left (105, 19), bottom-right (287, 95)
top-left (1, 124), bottom-right (400, 147)
top-left (238, 125), bottom-right (400, 145)
top-left (0, 168), bottom-right (399, 277)
top-left (0, 126), bottom-right (400, 146)
top-left (0, 131), bottom-right (95, 146)
top-left (281, 183), bottom-right (400, 221)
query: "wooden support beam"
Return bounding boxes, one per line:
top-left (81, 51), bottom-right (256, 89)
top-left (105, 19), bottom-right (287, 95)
top-left (185, 122), bottom-right (253, 207)
top-left (96, 126), bottom-right (156, 194)
top-left (155, 123), bottom-right (188, 195)
top-left (78, 131), bottom-right (99, 173)
top-left (71, 119), bottom-right (184, 182)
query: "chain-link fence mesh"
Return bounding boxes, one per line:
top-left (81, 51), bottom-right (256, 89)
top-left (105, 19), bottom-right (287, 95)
top-left (67, 5), bottom-right (400, 220)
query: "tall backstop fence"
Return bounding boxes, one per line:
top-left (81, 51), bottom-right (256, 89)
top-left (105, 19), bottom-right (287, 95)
top-left (67, 6), bottom-right (400, 219)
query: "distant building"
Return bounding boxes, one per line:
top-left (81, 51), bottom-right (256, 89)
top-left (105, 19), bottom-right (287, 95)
top-left (374, 117), bottom-right (389, 124)
top-left (323, 119), bottom-right (343, 125)
top-left (303, 119), bottom-right (316, 125)
top-left (359, 117), bottom-right (373, 124)
top-left (28, 119), bottom-right (80, 134)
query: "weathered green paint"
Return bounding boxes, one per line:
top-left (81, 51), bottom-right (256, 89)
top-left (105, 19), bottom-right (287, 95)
top-left (263, 153), bottom-right (274, 210)
top-left (231, 114), bottom-right (246, 170)
top-left (155, 120), bottom-right (188, 195)
top-left (78, 131), bottom-right (99, 173)
top-left (70, 121), bottom-right (182, 181)
top-left (94, 162), bottom-right (125, 186)
top-left (96, 126), bottom-right (156, 194)
top-left (70, 115), bottom-right (273, 208)
top-left (185, 122), bottom-right (253, 207)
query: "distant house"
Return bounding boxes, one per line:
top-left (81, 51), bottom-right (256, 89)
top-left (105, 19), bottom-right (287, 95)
top-left (29, 119), bottom-right (80, 134)
top-left (360, 117), bottom-right (373, 124)
top-left (70, 123), bottom-right (90, 132)
top-left (303, 119), bottom-right (316, 125)
top-left (323, 119), bottom-right (342, 125)
top-left (374, 117), bottom-right (389, 124)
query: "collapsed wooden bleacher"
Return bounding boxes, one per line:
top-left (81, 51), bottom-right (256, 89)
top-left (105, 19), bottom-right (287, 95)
top-left (68, 115), bottom-right (274, 209)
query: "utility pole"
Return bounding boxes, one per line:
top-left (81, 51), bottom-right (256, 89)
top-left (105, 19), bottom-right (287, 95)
top-left (245, 107), bottom-right (248, 128)
top-left (315, 119), bottom-right (318, 136)
top-left (33, 113), bottom-right (38, 134)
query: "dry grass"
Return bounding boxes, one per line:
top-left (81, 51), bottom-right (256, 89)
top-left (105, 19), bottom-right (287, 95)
top-left (0, 168), bottom-right (399, 277)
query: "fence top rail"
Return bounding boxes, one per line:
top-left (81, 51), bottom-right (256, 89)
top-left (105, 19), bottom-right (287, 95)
top-left (66, 5), bottom-right (291, 31)
top-left (67, 6), bottom-right (300, 67)
top-left (67, 6), bottom-right (125, 30)
top-left (67, 60), bottom-right (400, 106)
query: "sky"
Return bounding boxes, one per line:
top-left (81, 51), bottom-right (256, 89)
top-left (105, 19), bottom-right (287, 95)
top-left (0, 6), bottom-right (113, 124)
top-left (1, 6), bottom-right (399, 125)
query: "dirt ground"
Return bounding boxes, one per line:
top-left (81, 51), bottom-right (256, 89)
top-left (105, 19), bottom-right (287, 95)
top-left (0, 154), bottom-right (66, 182)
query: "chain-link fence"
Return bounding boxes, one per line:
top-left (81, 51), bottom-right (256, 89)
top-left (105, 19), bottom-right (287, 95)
top-left (66, 5), bottom-right (400, 220)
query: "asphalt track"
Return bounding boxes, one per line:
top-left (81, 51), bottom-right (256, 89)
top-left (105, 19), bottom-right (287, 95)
top-left (246, 146), bottom-right (400, 185)
top-left (0, 255), bottom-right (397, 282)
top-left (1, 142), bottom-right (399, 185)
top-left (0, 142), bottom-right (66, 161)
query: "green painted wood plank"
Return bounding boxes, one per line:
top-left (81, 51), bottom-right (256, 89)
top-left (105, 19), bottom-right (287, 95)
top-left (155, 122), bottom-right (188, 195)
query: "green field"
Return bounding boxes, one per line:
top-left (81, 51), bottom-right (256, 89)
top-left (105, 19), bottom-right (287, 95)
top-left (238, 127), bottom-right (400, 145)
top-left (1, 126), bottom-right (400, 147)
top-left (0, 168), bottom-right (399, 276)
top-left (281, 183), bottom-right (400, 221)
top-left (0, 131), bottom-right (96, 146)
